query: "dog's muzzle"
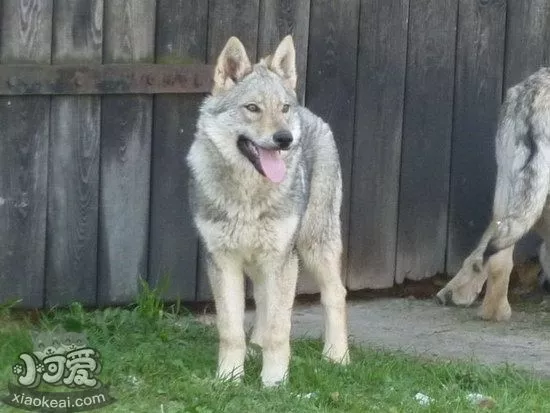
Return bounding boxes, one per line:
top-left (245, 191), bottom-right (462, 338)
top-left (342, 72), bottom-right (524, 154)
top-left (237, 133), bottom-right (291, 183)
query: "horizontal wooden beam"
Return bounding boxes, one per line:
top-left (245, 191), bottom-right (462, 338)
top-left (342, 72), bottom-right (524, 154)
top-left (0, 64), bottom-right (214, 95)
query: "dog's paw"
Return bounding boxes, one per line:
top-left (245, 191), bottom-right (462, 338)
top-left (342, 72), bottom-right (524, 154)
top-left (261, 362), bottom-right (288, 388)
top-left (261, 372), bottom-right (288, 388)
top-left (478, 299), bottom-right (511, 322)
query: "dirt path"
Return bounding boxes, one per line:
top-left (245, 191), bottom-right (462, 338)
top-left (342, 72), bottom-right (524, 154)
top-left (245, 298), bottom-right (550, 377)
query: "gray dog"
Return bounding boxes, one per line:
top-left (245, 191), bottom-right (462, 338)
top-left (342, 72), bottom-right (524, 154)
top-left (186, 36), bottom-right (349, 386)
top-left (437, 68), bottom-right (550, 321)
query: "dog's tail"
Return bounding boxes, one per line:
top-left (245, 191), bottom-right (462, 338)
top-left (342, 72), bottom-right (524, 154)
top-left (482, 90), bottom-right (550, 262)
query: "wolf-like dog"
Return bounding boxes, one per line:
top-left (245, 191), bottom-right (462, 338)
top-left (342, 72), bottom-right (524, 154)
top-left (186, 36), bottom-right (349, 386)
top-left (436, 67), bottom-right (550, 321)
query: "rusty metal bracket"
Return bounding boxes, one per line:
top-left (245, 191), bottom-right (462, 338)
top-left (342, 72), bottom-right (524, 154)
top-left (0, 63), bottom-right (214, 95)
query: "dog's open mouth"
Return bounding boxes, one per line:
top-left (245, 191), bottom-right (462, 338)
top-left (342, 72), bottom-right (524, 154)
top-left (237, 135), bottom-right (286, 183)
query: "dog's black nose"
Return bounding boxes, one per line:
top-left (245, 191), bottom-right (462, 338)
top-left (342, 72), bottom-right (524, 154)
top-left (273, 130), bottom-right (293, 149)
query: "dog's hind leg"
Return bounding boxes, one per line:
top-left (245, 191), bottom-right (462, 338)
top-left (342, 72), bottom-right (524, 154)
top-left (479, 245), bottom-right (514, 321)
top-left (477, 139), bottom-right (549, 320)
top-left (299, 243), bottom-right (349, 365)
top-left (207, 254), bottom-right (246, 382)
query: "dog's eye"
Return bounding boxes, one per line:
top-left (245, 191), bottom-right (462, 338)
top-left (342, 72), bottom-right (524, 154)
top-left (245, 104), bottom-right (260, 113)
top-left (282, 104), bottom-right (290, 113)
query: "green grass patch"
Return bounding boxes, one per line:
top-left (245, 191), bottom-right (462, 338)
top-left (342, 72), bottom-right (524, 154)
top-left (1, 293), bottom-right (549, 412)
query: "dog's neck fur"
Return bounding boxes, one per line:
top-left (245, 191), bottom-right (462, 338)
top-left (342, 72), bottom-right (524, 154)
top-left (188, 134), bottom-right (305, 223)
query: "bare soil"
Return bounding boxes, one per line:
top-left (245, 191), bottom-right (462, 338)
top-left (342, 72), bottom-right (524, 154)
top-left (285, 297), bottom-right (550, 377)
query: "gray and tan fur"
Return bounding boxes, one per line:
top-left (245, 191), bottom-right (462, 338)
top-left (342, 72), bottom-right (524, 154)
top-left (437, 67), bottom-right (550, 321)
top-left (186, 36), bottom-right (349, 386)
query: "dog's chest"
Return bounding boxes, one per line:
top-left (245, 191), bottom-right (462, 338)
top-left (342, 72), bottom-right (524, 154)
top-left (196, 209), bottom-right (299, 256)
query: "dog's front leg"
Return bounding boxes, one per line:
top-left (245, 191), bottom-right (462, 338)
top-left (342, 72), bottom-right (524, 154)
top-left (250, 276), bottom-right (266, 350)
top-left (259, 253), bottom-right (299, 387)
top-left (207, 254), bottom-right (246, 381)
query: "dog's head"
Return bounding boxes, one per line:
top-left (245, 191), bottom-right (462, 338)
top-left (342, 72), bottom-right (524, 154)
top-left (199, 36), bottom-right (301, 184)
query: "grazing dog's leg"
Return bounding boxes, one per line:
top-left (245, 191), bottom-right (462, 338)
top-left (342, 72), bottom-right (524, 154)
top-left (476, 139), bottom-right (549, 320)
top-left (208, 254), bottom-right (246, 381)
top-left (479, 246), bottom-right (514, 321)
top-left (300, 245), bottom-right (349, 364)
top-left (260, 254), bottom-right (298, 387)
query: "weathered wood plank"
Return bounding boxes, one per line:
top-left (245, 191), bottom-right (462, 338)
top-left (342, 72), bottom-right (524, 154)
top-left (51, 1), bottom-right (102, 63)
top-left (258, 0), bottom-right (310, 103)
top-left (0, 0), bottom-right (52, 308)
top-left (103, 0), bottom-right (155, 64)
top-left (504, 0), bottom-right (550, 263)
top-left (396, 0), bottom-right (458, 282)
top-left (504, 0), bottom-right (550, 88)
top-left (0, 97), bottom-right (50, 308)
top-left (0, 63), bottom-right (213, 95)
top-left (98, 0), bottom-right (155, 305)
top-left (446, 0), bottom-right (506, 274)
top-left (195, 0), bottom-right (262, 301)
top-left (207, 0), bottom-right (260, 62)
top-left (149, 0), bottom-right (208, 302)
top-left (0, 1), bottom-right (53, 63)
top-left (46, 0), bottom-right (103, 307)
top-left (300, 0), bottom-right (359, 293)
top-left (347, 0), bottom-right (410, 290)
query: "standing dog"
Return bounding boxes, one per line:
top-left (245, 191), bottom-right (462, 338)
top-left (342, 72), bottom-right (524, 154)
top-left (186, 36), bottom-right (349, 386)
top-left (436, 68), bottom-right (550, 321)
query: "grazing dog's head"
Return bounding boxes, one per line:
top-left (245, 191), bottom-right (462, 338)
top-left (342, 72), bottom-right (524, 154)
top-left (198, 36), bottom-right (301, 184)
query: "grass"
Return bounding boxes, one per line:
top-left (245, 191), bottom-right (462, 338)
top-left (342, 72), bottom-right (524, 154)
top-left (1, 288), bottom-right (550, 413)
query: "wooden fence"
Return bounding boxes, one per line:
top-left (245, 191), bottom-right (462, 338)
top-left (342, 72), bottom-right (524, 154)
top-left (1, 0), bottom-right (549, 309)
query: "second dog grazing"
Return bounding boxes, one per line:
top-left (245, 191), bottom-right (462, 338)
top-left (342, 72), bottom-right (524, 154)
top-left (436, 67), bottom-right (550, 321)
top-left (186, 35), bottom-right (349, 387)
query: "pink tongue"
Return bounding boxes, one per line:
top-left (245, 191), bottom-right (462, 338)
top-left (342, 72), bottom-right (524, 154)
top-left (257, 147), bottom-right (286, 183)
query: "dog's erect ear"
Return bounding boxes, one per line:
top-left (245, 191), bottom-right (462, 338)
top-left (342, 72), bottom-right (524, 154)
top-left (213, 37), bottom-right (252, 95)
top-left (268, 35), bottom-right (297, 90)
